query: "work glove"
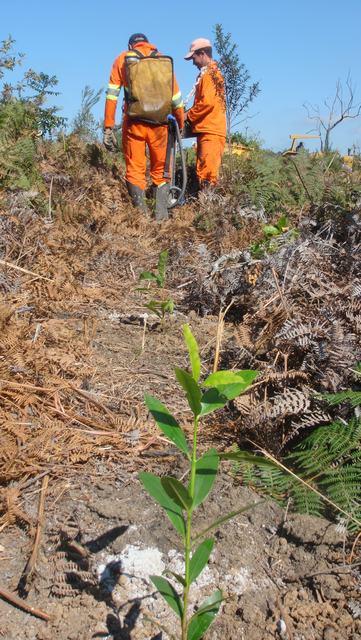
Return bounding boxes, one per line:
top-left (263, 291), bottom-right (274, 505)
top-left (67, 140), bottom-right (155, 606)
top-left (182, 119), bottom-right (193, 139)
top-left (103, 127), bottom-right (117, 152)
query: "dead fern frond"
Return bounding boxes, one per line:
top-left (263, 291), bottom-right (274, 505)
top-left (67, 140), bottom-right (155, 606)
top-left (0, 304), bottom-right (14, 329)
top-left (0, 487), bottom-right (34, 531)
top-left (261, 369), bottom-right (308, 385)
top-left (244, 387), bottom-right (311, 430)
top-left (234, 324), bottom-right (254, 350)
top-left (276, 318), bottom-right (326, 347)
top-left (282, 411), bottom-right (333, 446)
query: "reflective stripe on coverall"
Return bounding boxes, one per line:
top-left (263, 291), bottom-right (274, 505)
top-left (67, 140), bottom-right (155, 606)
top-left (104, 42), bottom-right (184, 190)
top-left (186, 61), bottom-right (226, 185)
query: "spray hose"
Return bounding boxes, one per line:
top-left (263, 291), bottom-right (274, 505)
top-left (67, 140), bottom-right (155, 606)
top-left (166, 114), bottom-right (187, 209)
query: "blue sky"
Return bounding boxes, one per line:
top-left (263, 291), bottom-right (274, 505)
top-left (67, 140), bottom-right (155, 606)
top-left (2, 0), bottom-right (361, 152)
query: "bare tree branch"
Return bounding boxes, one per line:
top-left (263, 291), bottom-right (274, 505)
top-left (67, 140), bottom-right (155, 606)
top-left (303, 75), bottom-right (361, 151)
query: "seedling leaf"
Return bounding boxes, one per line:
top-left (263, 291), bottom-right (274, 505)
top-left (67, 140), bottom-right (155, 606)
top-left (194, 449), bottom-right (219, 507)
top-left (161, 477), bottom-right (193, 510)
top-left (183, 324), bottom-right (201, 382)
top-left (189, 538), bottom-right (214, 584)
top-left (175, 367), bottom-right (202, 417)
top-left (157, 249), bottom-right (169, 288)
top-left (145, 300), bottom-right (162, 318)
top-left (165, 570), bottom-right (186, 587)
top-left (150, 575), bottom-right (183, 618)
top-left (139, 472), bottom-right (186, 537)
top-left (193, 501), bottom-right (260, 541)
top-left (203, 370), bottom-right (259, 400)
top-left (276, 214), bottom-right (289, 231)
top-left (139, 270), bottom-right (159, 282)
top-left (162, 299), bottom-right (174, 314)
top-left (218, 450), bottom-right (276, 467)
top-left (187, 589), bottom-right (222, 640)
top-left (263, 224), bottom-right (280, 237)
top-left (144, 394), bottom-right (189, 456)
top-left (200, 387), bottom-right (228, 416)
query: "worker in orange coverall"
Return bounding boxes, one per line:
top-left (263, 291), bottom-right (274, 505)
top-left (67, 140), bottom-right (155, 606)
top-left (103, 33), bottom-right (184, 220)
top-left (184, 38), bottom-right (226, 188)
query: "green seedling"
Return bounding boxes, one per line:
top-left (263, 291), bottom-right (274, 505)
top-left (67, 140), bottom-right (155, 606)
top-left (250, 214), bottom-right (298, 258)
top-left (262, 214), bottom-right (290, 238)
top-left (139, 324), bottom-right (259, 639)
top-left (145, 298), bottom-right (175, 320)
top-left (138, 249), bottom-right (175, 324)
top-left (139, 248), bottom-right (169, 289)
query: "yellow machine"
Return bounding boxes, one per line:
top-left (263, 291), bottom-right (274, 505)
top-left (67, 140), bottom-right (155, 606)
top-left (230, 143), bottom-right (253, 158)
top-left (342, 155), bottom-right (354, 169)
top-left (283, 134), bottom-right (321, 156)
top-left (283, 134), bottom-right (356, 169)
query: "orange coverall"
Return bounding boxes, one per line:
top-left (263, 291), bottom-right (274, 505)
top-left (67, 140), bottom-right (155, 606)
top-left (186, 61), bottom-right (226, 185)
top-left (104, 42), bottom-right (184, 191)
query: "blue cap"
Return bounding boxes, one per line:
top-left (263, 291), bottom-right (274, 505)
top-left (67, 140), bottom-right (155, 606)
top-left (128, 33), bottom-right (148, 47)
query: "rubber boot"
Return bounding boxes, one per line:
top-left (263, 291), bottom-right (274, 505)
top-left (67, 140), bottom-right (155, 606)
top-left (199, 179), bottom-right (212, 191)
top-left (154, 183), bottom-right (170, 221)
top-left (126, 181), bottom-right (149, 214)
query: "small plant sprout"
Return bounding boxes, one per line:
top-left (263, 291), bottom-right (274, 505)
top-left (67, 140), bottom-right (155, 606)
top-left (139, 248), bottom-right (169, 289)
top-left (250, 214), bottom-right (298, 258)
top-left (145, 298), bottom-right (174, 321)
top-left (138, 249), bottom-right (175, 323)
top-left (139, 324), bottom-right (259, 639)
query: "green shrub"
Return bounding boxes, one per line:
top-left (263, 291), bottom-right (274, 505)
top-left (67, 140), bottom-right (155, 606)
top-left (220, 148), bottom-right (361, 214)
top-left (0, 100), bottom-right (39, 188)
top-left (0, 37), bottom-right (66, 189)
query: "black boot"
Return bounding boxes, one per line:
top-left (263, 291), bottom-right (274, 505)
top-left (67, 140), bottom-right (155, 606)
top-left (154, 183), bottom-right (170, 221)
top-left (199, 179), bottom-right (212, 191)
top-left (126, 181), bottom-right (149, 213)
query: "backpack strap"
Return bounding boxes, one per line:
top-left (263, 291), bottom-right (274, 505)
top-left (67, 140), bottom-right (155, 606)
top-left (126, 48), bottom-right (144, 59)
top-left (127, 48), bottom-right (159, 59)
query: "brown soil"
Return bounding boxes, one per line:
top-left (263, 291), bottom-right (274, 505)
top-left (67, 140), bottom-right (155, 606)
top-left (0, 469), bottom-right (360, 640)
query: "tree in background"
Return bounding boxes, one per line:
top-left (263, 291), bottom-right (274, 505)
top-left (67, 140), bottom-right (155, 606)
top-left (72, 85), bottom-right (102, 141)
top-left (304, 74), bottom-right (361, 152)
top-left (213, 23), bottom-right (260, 136)
top-left (0, 36), bottom-right (66, 188)
top-left (0, 37), bottom-right (66, 136)
top-left (0, 36), bottom-right (24, 80)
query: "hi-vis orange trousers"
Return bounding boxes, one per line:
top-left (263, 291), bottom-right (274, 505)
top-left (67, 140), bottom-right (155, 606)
top-left (196, 133), bottom-right (226, 185)
top-left (122, 117), bottom-right (169, 191)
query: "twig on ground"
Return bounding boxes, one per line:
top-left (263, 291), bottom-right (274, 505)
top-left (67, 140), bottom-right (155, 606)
top-left (0, 585), bottom-right (51, 621)
top-left (18, 476), bottom-right (49, 595)
top-left (213, 299), bottom-right (234, 372)
top-left (48, 176), bottom-right (54, 221)
top-left (348, 530), bottom-right (361, 564)
top-left (69, 384), bottom-right (116, 423)
top-left (271, 267), bottom-right (289, 316)
top-left (141, 314), bottom-right (147, 352)
top-left (0, 259), bottom-right (53, 281)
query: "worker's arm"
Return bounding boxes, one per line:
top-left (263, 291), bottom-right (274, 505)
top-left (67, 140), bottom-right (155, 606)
top-left (185, 73), bottom-right (215, 126)
top-left (172, 76), bottom-right (184, 130)
top-left (104, 53), bottom-right (126, 129)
